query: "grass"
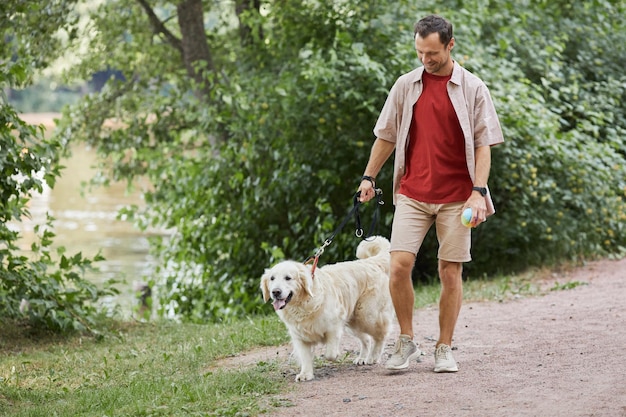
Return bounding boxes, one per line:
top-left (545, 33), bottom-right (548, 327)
top-left (414, 268), bottom-right (545, 308)
top-left (0, 267), bottom-right (580, 416)
top-left (0, 317), bottom-right (291, 416)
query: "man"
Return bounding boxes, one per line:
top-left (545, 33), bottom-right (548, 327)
top-left (357, 14), bottom-right (504, 372)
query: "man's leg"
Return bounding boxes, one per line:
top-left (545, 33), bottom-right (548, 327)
top-left (437, 260), bottom-right (463, 347)
top-left (385, 195), bottom-right (433, 370)
top-left (434, 259), bottom-right (463, 373)
top-left (385, 250), bottom-right (420, 370)
top-left (390, 251), bottom-right (417, 338)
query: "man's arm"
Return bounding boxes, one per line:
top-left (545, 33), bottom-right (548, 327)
top-left (358, 138), bottom-right (396, 202)
top-left (472, 145), bottom-right (491, 189)
top-left (465, 145), bottom-right (491, 225)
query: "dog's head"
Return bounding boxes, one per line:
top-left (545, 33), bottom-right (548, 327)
top-left (260, 260), bottom-right (314, 311)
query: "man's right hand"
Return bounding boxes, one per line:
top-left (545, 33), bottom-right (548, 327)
top-left (358, 179), bottom-right (376, 203)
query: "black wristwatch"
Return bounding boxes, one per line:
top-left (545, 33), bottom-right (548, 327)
top-left (472, 186), bottom-right (487, 197)
top-left (361, 175), bottom-right (376, 188)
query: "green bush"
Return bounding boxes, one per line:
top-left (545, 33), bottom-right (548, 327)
top-left (1, 10), bottom-right (117, 332)
top-left (469, 0), bottom-right (626, 271)
top-left (0, 100), bottom-right (117, 332)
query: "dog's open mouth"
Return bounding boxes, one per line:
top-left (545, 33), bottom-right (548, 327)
top-left (272, 292), bottom-right (293, 311)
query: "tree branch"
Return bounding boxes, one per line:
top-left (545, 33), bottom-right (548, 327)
top-left (135, 0), bottom-right (183, 53)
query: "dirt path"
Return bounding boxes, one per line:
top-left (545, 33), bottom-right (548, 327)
top-left (224, 257), bottom-right (626, 416)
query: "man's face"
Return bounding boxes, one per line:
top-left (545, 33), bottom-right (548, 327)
top-left (415, 32), bottom-right (454, 76)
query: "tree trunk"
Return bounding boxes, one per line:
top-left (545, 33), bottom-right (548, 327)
top-left (176, 0), bottom-right (213, 100)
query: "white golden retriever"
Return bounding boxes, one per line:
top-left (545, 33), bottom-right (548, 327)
top-left (260, 236), bottom-right (393, 381)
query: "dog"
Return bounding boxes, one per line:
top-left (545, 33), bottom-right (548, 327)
top-left (260, 236), bottom-right (393, 381)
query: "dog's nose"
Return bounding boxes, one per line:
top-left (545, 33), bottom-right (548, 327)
top-left (272, 289), bottom-right (282, 298)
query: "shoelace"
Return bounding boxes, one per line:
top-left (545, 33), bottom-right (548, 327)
top-left (395, 339), bottom-right (414, 355)
top-left (436, 345), bottom-right (450, 359)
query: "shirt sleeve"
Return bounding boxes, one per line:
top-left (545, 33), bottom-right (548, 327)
top-left (373, 78), bottom-right (403, 144)
top-left (473, 83), bottom-right (504, 148)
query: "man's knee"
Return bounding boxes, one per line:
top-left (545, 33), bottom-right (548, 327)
top-left (439, 260), bottom-right (463, 287)
top-left (390, 251), bottom-right (415, 282)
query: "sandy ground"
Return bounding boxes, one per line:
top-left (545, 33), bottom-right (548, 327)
top-left (220, 257), bottom-right (626, 417)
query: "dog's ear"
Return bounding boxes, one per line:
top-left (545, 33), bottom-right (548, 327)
top-left (260, 269), bottom-right (271, 302)
top-left (298, 264), bottom-right (315, 298)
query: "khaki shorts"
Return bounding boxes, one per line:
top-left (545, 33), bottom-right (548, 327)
top-left (390, 194), bottom-right (472, 262)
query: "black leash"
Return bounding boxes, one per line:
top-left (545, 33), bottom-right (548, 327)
top-left (304, 189), bottom-right (384, 276)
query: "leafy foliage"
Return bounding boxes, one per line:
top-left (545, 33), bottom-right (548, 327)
top-left (1, 0), bottom-right (117, 332)
top-left (47, 0), bottom-right (626, 321)
top-left (466, 0), bottom-right (626, 272)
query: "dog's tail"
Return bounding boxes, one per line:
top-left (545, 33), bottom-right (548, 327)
top-left (355, 236), bottom-right (391, 260)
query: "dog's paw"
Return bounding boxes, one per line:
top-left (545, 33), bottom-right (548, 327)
top-left (295, 372), bottom-right (314, 382)
top-left (353, 357), bottom-right (374, 365)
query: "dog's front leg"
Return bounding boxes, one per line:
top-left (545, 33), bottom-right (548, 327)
top-left (292, 339), bottom-right (315, 382)
top-left (367, 336), bottom-right (385, 364)
top-left (323, 330), bottom-right (343, 361)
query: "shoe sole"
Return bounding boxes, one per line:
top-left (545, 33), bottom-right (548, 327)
top-left (385, 350), bottom-right (421, 370)
top-left (434, 365), bottom-right (458, 373)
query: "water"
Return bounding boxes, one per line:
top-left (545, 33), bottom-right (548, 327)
top-left (16, 137), bottom-right (154, 317)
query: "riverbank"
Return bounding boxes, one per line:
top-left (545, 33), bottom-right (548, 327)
top-left (16, 112), bottom-right (150, 317)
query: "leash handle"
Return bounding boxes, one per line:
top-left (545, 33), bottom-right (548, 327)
top-left (365, 188), bottom-right (384, 238)
top-left (353, 192), bottom-right (363, 238)
top-left (303, 189), bottom-right (384, 266)
top-left (353, 189), bottom-right (384, 238)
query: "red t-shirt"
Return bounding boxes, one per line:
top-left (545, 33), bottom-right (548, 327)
top-left (399, 71), bottom-right (472, 203)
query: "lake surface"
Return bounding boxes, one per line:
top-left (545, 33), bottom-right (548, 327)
top-left (16, 115), bottom-right (154, 317)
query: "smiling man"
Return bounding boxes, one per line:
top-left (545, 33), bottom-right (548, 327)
top-left (357, 14), bottom-right (504, 372)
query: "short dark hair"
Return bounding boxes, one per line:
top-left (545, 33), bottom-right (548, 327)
top-left (414, 15), bottom-right (453, 46)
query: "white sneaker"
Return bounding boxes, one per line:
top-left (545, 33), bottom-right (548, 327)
top-left (385, 335), bottom-right (420, 370)
top-left (434, 344), bottom-right (458, 373)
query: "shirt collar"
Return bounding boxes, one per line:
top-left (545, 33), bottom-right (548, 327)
top-left (411, 61), bottom-right (462, 85)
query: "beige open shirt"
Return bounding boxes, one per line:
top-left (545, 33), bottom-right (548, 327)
top-left (373, 61), bottom-right (504, 215)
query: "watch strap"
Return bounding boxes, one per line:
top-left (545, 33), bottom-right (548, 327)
top-left (472, 186), bottom-right (487, 196)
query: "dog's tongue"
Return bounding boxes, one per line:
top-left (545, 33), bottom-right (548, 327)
top-left (273, 299), bottom-right (286, 311)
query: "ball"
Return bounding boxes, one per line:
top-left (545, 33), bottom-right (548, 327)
top-left (461, 207), bottom-right (473, 227)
